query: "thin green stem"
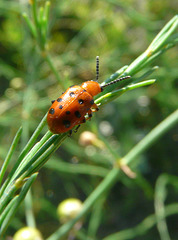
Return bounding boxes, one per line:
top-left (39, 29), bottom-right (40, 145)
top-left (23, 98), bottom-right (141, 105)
top-left (154, 174), bottom-right (178, 240)
top-left (46, 168), bottom-right (119, 240)
top-left (0, 196), bottom-right (18, 227)
top-left (14, 134), bottom-right (60, 180)
top-left (45, 159), bottom-right (109, 177)
top-left (125, 16), bottom-right (178, 76)
top-left (44, 54), bottom-right (66, 89)
top-left (121, 109), bottom-right (178, 165)
top-left (87, 196), bottom-right (106, 238)
top-left (18, 114), bottom-right (48, 166)
top-left (23, 1), bottom-right (65, 87)
top-left (31, 0), bottom-right (39, 31)
top-left (0, 114), bottom-right (47, 195)
top-left (25, 190), bottom-right (36, 228)
top-left (0, 14), bottom-right (177, 238)
top-left (43, 1), bottom-right (50, 39)
top-left (0, 184), bottom-right (17, 215)
top-left (0, 127), bottom-right (22, 186)
top-left (96, 80), bottom-right (155, 105)
top-left (103, 203), bottom-right (178, 240)
top-left (148, 15), bottom-right (178, 51)
top-left (31, 0), bottom-right (43, 49)
top-left (0, 173), bottom-right (38, 237)
top-left (14, 131), bottom-right (52, 178)
top-left (22, 13), bottom-right (37, 38)
top-left (46, 110), bottom-right (178, 240)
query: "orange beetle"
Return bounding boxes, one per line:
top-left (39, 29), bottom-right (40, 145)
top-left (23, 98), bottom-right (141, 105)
top-left (47, 57), bottom-right (130, 134)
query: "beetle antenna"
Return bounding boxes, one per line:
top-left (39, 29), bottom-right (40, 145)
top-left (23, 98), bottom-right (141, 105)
top-left (96, 56), bottom-right (99, 81)
top-left (102, 76), bottom-right (131, 89)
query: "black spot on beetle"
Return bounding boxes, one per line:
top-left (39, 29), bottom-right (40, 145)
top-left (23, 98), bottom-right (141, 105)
top-left (78, 99), bottom-right (84, 104)
top-left (75, 111), bottom-right (81, 118)
top-left (51, 100), bottom-right (55, 104)
top-left (90, 99), bottom-right (94, 105)
top-left (63, 120), bottom-right (71, 128)
top-left (83, 89), bottom-right (86, 92)
top-left (57, 98), bottom-right (63, 102)
top-left (82, 118), bottom-right (86, 123)
top-left (66, 111), bottom-right (71, 115)
top-left (59, 105), bottom-right (63, 109)
top-left (89, 113), bottom-right (92, 118)
top-left (49, 108), bottom-right (55, 114)
top-left (69, 92), bottom-right (75, 97)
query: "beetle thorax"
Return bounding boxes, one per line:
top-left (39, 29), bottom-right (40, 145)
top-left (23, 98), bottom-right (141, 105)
top-left (81, 81), bottom-right (101, 97)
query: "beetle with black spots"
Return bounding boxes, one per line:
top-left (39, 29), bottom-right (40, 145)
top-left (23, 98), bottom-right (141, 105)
top-left (47, 56), bottom-right (131, 134)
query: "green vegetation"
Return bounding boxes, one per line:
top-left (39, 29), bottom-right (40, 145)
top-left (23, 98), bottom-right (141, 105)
top-left (0, 0), bottom-right (177, 239)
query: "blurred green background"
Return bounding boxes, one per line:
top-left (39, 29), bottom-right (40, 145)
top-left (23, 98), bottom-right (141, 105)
top-left (0, 0), bottom-right (177, 239)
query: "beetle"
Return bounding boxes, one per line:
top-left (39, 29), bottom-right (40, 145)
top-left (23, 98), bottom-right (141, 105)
top-left (47, 56), bottom-right (130, 134)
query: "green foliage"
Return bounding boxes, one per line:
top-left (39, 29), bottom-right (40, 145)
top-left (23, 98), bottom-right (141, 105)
top-left (0, 0), bottom-right (177, 239)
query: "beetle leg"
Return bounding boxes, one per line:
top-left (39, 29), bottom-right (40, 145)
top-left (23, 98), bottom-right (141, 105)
top-left (74, 125), bottom-right (81, 133)
top-left (91, 103), bottom-right (99, 112)
top-left (85, 109), bottom-right (93, 121)
top-left (68, 130), bottom-right (73, 137)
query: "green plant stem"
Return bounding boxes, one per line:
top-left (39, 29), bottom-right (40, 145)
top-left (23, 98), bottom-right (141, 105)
top-left (154, 174), bottom-right (178, 240)
top-left (19, 113), bottom-right (48, 162)
top-left (0, 15), bottom-right (177, 237)
top-left (125, 15), bottom-right (178, 76)
top-left (0, 195), bottom-right (18, 227)
top-left (47, 167), bottom-right (120, 240)
top-left (22, 13), bottom-right (37, 38)
top-left (101, 15), bottom-right (178, 93)
top-left (46, 110), bottom-right (178, 240)
top-left (0, 173), bottom-right (38, 237)
top-left (121, 109), bottom-right (178, 166)
top-left (14, 132), bottom-right (57, 179)
top-left (0, 184), bottom-right (17, 215)
top-left (24, 1), bottom-right (64, 87)
top-left (103, 203), bottom-right (178, 240)
top-left (31, 0), bottom-right (42, 49)
top-left (25, 190), bottom-right (36, 228)
top-left (96, 80), bottom-right (155, 106)
top-left (0, 114), bottom-right (48, 198)
top-left (0, 127), bottom-right (22, 186)
top-left (45, 159), bottom-right (109, 177)
top-left (44, 54), bottom-right (66, 89)
top-left (147, 15), bottom-right (178, 52)
top-left (16, 133), bottom-right (67, 180)
top-left (87, 196), bottom-right (106, 239)
top-left (0, 132), bottom-right (67, 215)
top-left (31, 0), bottom-right (39, 31)
top-left (102, 65), bottom-right (129, 84)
